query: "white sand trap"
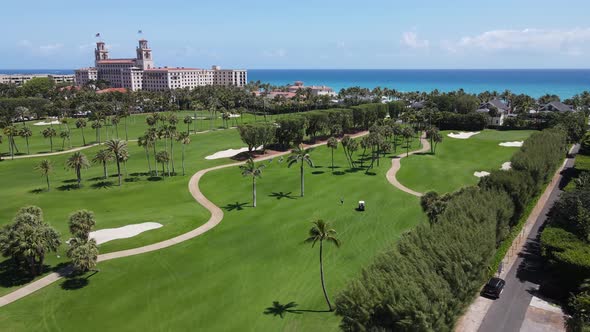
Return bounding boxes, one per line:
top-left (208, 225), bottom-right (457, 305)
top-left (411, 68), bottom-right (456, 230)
top-left (474, 171), bottom-right (490, 178)
top-left (89, 222), bottom-right (163, 245)
top-left (499, 141), bottom-right (523, 147)
top-left (448, 132), bottom-right (480, 139)
top-left (501, 162), bottom-right (512, 171)
top-left (205, 146), bottom-right (262, 160)
top-left (229, 114), bottom-right (241, 118)
top-left (34, 120), bottom-right (61, 126)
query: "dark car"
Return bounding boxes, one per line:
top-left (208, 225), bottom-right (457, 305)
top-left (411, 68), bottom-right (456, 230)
top-left (481, 277), bottom-right (505, 299)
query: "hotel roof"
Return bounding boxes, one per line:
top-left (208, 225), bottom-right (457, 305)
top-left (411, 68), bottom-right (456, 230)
top-left (144, 67), bottom-right (201, 71)
top-left (97, 59), bottom-right (136, 64)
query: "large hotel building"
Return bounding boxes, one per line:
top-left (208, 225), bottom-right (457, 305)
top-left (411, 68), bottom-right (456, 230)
top-left (75, 40), bottom-right (247, 91)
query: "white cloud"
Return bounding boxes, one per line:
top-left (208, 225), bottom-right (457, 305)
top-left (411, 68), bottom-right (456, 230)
top-left (18, 39), bottom-right (64, 55)
top-left (400, 32), bottom-right (429, 49)
top-left (447, 28), bottom-right (590, 55)
top-left (262, 48), bottom-right (287, 57)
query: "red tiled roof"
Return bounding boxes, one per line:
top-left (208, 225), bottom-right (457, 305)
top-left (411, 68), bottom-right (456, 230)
top-left (96, 88), bottom-right (128, 94)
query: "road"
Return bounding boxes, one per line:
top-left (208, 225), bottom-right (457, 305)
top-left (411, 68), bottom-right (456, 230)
top-left (478, 144), bottom-right (580, 332)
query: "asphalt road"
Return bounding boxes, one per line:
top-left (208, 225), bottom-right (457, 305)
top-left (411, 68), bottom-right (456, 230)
top-left (478, 144), bottom-right (580, 332)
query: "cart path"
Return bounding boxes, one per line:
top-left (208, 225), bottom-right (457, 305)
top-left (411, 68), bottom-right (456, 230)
top-left (385, 134), bottom-right (431, 197)
top-left (0, 131), bottom-right (368, 308)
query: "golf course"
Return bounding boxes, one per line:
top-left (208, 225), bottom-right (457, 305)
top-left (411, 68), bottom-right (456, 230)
top-left (0, 110), bottom-right (534, 331)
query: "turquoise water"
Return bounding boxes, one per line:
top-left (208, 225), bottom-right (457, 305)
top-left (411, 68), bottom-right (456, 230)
top-left (2, 69), bottom-right (589, 99)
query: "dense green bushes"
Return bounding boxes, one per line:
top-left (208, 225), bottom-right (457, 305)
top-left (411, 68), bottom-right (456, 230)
top-left (335, 129), bottom-right (567, 331)
top-left (436, 112), bottom-right (488, 131)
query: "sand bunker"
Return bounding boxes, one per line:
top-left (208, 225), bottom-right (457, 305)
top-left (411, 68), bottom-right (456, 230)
top-left (229, 114), bottom-right (241, 118)
top-left (499, 141), bottom-right (523, 147)
top-left (501, 162), bottom-right (512, 171)
top-left (34, 120), bottom-right (61, 126)
top-left (448, 132), bottom-right (480, 139)
top-left (205, 146), bottom-right (262, 160)
top-left (89, 222), bottom-right (163, 245)
top-left (474, 171), bottom-right (490, 178)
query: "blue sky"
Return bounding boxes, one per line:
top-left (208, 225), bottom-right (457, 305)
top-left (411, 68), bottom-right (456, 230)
top-left (3, 0), bottom-right (590, 69)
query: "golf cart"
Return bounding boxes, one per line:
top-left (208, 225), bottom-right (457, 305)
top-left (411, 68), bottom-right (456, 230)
top-left (358, 201), bottom-right (365, 211)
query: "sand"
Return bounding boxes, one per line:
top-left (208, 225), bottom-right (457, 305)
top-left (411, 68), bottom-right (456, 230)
top-left (229, 114), bottom-right (241, 118)
top-left (474, 171), bottom-right (491, 178)
top-left (205, 146), bottom-right (262, 160)
top-left (89, 222), bottom-right (163, 245)
top-left (448, 132), bottom-right (480, 139)
top-left (499, 141), bottom-right (523, 147)
top-left (501, 162), bottom-right (512, 171)
top-left (34, 120), bottom-right (61, 126)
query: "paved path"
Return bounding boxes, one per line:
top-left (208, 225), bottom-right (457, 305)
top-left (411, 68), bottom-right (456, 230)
top-left (385, 134), bottom-right (431, 197)
top-left (0, 131), bottom-right (368, 308)
top-left (455, 144), bottom-right (579, 332)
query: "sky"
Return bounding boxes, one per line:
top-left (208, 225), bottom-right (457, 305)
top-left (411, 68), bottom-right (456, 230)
top-left (3, 0), bottom-right (590, 69)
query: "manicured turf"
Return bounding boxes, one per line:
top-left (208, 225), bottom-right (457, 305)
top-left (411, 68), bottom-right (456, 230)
top-left (0, 129), bottom-right (529, 331)
top-left (397, 130), bottom-right (536, 194)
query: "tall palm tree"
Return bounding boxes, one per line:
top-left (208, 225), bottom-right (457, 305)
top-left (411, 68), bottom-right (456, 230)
top-left (138, 135), bottom-right (153, 175)
top-left (304, 219), bottom-right (341, 311)
top-left (68, 209), bottom-right (96, 239)
top-left (59, 130), bottom-right (70, 150)
top-left (146, 128), bottom-right (159, 176)
top-left (66, 152), bottom-right (90, 188)
top-left (42, 127), bottom-right (57, 152)
top-left (239, 158), bottom-right (265, 207)
top-left (92, 149), bottom-right (114, 179)
top-left (155, 150), bottom-right (170, 177)
top-left (327, 137), bottom-right (338, 172)
top-left (183, 115), bottom-right (193, 133)
top-left (75, 119), bottom-right (87, 146)
top-left (287, 145), bottom-right (314, 197)
top-left (104, 139), bottom-right (128, 186)
top-left (0, 134), bottom-right (3, 161)
top-left (176, 131), bottom-right (191, 176)
top-left (35, 159), bottom-right (53, 191)
top-left (68, 238), bottom-right (99, 273)
top-left (91, 120), bottom-right (102, 144)
top-left (111, 116), bottom-right (120, 139)
top-left (3, 126), bottom-right (19, 159)
top-left (19, 126), bottom-right (32, 155)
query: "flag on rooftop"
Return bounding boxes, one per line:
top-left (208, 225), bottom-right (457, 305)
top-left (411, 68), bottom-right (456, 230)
top-left (95, 33), bottom-right (101, 38)
top-left (138, 30), bottom-right (143, 34)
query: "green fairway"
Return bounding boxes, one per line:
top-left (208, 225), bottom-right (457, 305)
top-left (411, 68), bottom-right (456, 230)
top-left (397, 130), bottom-right (536, 194)
top-left (0, 129), bottom-right (530, 331)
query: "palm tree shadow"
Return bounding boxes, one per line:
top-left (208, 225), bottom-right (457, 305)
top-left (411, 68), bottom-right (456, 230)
top-left (57, 184), bottom-right (80, 191)
top-left (263, 301), bottom-right (331, 319)
top-left (61, 270), bottom-right (99, 290)
top-left (269, 192), bottom-right (297, 200)
top-left (222, 202), bottom-right (249, 211)
top-left (29, 188), bottom-right (45, 194)
top-left (91, 181), bottom-right (113, 189)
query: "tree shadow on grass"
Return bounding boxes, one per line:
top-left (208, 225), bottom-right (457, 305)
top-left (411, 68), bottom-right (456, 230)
top-left (364, 171), bottom-right (377, 176)
top-left (91, 181), bottom-right (113, 189)
top-left (0, 259), bottom-right (39, 288)
top-left (60, 270), bottom-right (99, 291)
top-left (333, 171), bottom-right (346, 176)
top-left (263, 301), bottom-right (331, 319)
top-left (147, 176), bottom-right (163, 182)
top-left (88, 176), bottom-right (106, 181)
top-left (222, 202), bottom-right (249, 211)
top-left (125, 177), bottom-right (140, 183)
top-left (269, 192), bottom-right (297, 200)
top-left (62, 179), bottom-right (78, 184)
top-left (29, 188), bottom-right (45, 194)
top-left (57, 184), bottom-right (80, 191)
top-left (130, 172), bottom-right (151, 177)
top-left (311, 171), bottom-right (325, 175)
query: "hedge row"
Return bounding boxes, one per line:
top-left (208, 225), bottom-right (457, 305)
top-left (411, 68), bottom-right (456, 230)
top-left (335, 128), bottom-right (567, 331)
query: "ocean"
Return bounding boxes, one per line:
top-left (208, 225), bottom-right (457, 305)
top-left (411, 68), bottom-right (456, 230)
top-left (2, 69), bottom-right (589, 99)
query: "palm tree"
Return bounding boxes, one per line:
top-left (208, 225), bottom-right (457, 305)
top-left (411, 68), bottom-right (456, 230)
top-left (3, 126), bottom-right (19, 159)
top-left (138, 135), bottom-right (153, 175)
top-left (66, 152), bottom-right (90, 188)
top-left (19, 126), bottom-right (32, 155)
top-left (0, 134), bottom-right (3, 161)
top-left (239, 158), bottom-right (265, 207)
top-left (327, 137), bottom-right (338, 172)
top-left (59, 130), bottom-right (70, 150)
top-left (304, 219), bottom-right (341, 311)
top-left (104, 139), bottom-right (128, 186)
top-left (401, 126), bottom-right (415, 157)
top-left (155, 150), bottom-right (170, 177)
top-left (176, 131), bottom-right (191, 176)
top-left (75, 119), bottom-right (87, 146)
top-left (92, 149), bottom-right (114, 179)
top-left (146, 128), bottom-right (159, 176)
top-left (111, 116), bottom-right (120, 139)
top-left (68, 209), bottom-right (96, 239)
top-left (42, 127), bottom-right (57, 152)
top-left (287, 145), bottom-right (314, 197)
top-left (183, 115), bottom-right (193, 133)
top-left (35, 159), bottom-right (53, 191)
top-left (68, 238), bottom-right (99, 273)
top-left (91, 120), bottom-right (102, 144)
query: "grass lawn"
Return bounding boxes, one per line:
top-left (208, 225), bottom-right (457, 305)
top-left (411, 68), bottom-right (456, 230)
top-left (1, 110), bottom-right (270, 157)
top-left (0, 129), bottom-right (528, 331)
top-left (397, 129), bottom-right (536, 194)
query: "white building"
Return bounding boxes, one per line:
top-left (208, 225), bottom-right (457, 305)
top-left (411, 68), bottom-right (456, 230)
top-left (75, 40), bottom-right (247, 91)
top-left (287, 81), bottom-right (336, 97)
top-left (0, 73), bottom-right (75, 86)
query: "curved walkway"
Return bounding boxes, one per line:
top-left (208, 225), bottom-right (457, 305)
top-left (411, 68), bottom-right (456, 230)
top-left (0, 131), bottom-right (368, 307)
top-left (385, 134), bottom-right (431, 197)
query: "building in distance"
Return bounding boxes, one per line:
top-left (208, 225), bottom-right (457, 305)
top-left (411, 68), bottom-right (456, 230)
top-left (75, 39), bottom-right (247, 91)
